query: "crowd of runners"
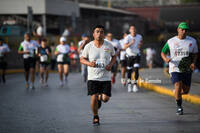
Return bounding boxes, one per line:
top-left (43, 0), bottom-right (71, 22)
top-left (0, 22), bottom-right (199, 125)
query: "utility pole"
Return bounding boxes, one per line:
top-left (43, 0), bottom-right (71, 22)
top-left (27, 6), bottom-right (33, 34)
top-left (108, 0), bottom-right (111, 8)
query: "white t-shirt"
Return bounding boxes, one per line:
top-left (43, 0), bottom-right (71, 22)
top-left (124, 34), bottom-right (142, 56)
top-left (0, 43), bottom-right (10, 58)
top-left (81, 40), bottom-right (115, 81)
top-left (105, 38), bottom-right (121, 50)
top-left (56, 44), bottom-right (70, 62)
top-left (19, 40), bottom-right (38, 59)
top-left (56, 44), bottom-right (70, 54)
top-left (119, 39), bottom-right (126, 60)
top-left (165, 36), bottom-right (198, 73)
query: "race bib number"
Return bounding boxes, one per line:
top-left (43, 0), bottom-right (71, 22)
top-left (173, 47), bottom-right (189, 60)
top-left (40, 55), bottom-right (48, 62)
top-left (57, 54), bottom-right (64, 62)
top-left (95, 59), bottom-right (106, 68)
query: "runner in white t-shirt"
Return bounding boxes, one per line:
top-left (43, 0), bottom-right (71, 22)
top-left (105, 33), bottom-right (121, 84)
top-left (119, 32), bottom-right (128, 85)
top-left (123, 25), bottom-right (143, 92)
top-left (77, 34), bottom-right (90, 82)
top-left (144, 47), bottom-right (156, 69)
top-left (161, 22), bottom-right (198, 115)
top-left (80, 25), bottom-right (116, 125)
top-left (0, 39), bottom-right (10, 84)
top-left (55, 37), bottom-right (70, 87)
top-left (18, 33), bottom-right (38, 89)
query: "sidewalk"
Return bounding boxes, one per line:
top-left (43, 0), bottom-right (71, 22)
top-left (138, 68), bottom-right (200, 105)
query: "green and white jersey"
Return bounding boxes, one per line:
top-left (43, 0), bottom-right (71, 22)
top-left (55, 44), bottom-right (70, 62)
top-left (18, 40), bottom-right (39, 59)
top-left (81, 40), bottom-right (115, 81)
top-left (124, 34), bottom-right (142, 56)
top-left (0, 43), bottom-right (10, 59)
top-left (162, 36), bottom-right (198, 73)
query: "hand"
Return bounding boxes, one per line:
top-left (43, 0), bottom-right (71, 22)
top-left (190, 63), bottom-right (196, 71)
top-left (105, 64), bottom-right (112, 71)
top-left (89, 60), bottom-right (96, 67)
top-left (165, 58), bottom-right (171, 63)
top-left (24, 50), bottom-right (29, 54)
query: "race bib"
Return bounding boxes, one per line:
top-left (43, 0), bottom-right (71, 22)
top-left (57, 54), bottom-right (64, 62)
top-left (172, 47), bottom-right (189, 61)
top-left (95, 59), bottom-right (106, 69)
top-left (40, 55), bottom-right (48, 62)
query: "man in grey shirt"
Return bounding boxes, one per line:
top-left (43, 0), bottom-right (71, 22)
top-left (80, 25), bottom-right (116, 125)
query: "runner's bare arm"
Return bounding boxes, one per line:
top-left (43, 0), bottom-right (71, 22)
top-left (105, 55), bottom-right (117, 71)
top-left (161, 52), bottom-right (171, 63)
top-left (123, 39), bottom-right (135, 50)
top-left (78, 41), bottom-right (86, 54)
top-left (190, 53), bottom-right (198, 70)
top-left (80, 56), bottom-right (96, 67)
top-left (18, 50), bottom-right (29, 54)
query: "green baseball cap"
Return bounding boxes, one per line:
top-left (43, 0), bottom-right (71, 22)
top-left (178, 22), bottom-right (189, 30)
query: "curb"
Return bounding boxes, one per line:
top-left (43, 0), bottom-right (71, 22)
top-left (138, 78), bottom-right (200, 106)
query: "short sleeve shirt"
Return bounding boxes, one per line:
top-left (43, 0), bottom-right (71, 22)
top-left (18, 40), bottom-right (38, 59)
top-left (81, 40), bottom-right (115, 81)
top-left (124, 34), bottom-right (142, 56)
top-left (161, 36), bottom-right (198, 73)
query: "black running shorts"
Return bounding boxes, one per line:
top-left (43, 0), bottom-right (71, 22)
top-left (120, 60), bottom-right (127, 67)
top-left (87, 80), bottom-right (112, 97)
top-left (23, 57), bottom-right (36, 72)
top-left (0, 60), bottom-right (7, 70)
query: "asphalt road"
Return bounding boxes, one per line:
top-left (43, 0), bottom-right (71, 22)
top-left (0, 72), bottom-right (200, 133)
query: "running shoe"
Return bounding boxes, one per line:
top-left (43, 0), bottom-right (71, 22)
top-left (29, 84), bottom-right (35, 90)
top-left (44, 82), bottom-right (48, 87)
top-left (93, 115), bottom-right (100, 125)
top-left (25, 83), bottom-right (29, 89)
top-left (121, 78), bottom-right (126, 86)
top-left (132, 84), bottom-right (139, 92)
top-left (60, 81), bottom-right (64, 87)
top-left (64, 76), bottom-right (68, 84)
top-left (128, 83), bottom-right (132, 92)
top-left (40, 78), bottom-right (44, 84)
top-left (176, 107), bottom-right (183, 115)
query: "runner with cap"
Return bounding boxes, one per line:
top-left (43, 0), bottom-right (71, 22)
top-left (55, 36), bottom-right (70, 87)
top-left (161, 22), bottom-right (198, 115)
